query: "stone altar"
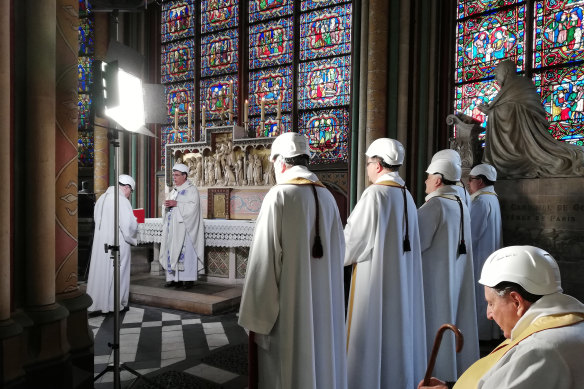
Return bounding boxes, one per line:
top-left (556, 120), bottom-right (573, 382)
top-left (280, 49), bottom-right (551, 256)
top-left (138, 218), bottom-right (255, 285)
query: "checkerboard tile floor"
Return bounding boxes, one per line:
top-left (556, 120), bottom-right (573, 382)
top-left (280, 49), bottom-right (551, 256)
top-left (90, 304), bottom-right (248, 388)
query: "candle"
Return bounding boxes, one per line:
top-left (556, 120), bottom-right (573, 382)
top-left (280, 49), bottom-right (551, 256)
top-left (276, 96), bottom-right (282, 120)
top-left (187, 105), bottom-right (192, 129)
top-left (244, 99), bottom-right (249, 123)
top-left (174, 106), bottom-right (179, 129)
top-left (202, 105), bottom-right (206, 128)
top-left (261, 98), bottom-right (265, 121)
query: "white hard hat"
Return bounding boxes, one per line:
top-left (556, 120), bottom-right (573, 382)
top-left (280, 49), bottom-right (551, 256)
top-left (118, 174), bottom-right (135, 191)
top-left (426, 158), bottom-right (462, 181)
top-left (470, 163), bottom-right (497, 182)
top-left (270, 132), bottom-right (310, 161)
top-left (172, 163), bottom-right (189, 174)
top-left (479, 245), bottom-right (562, 295)
top-left (431, 149), bottom-right (461, 166)
top-left (365, 138), bottom-right (405, 165)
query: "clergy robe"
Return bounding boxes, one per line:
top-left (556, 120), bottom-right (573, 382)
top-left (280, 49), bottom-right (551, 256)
top-left (454, 182), bottom-right (472, 212)
top-left (418, 185), bottom-right (480, 382)
top-left (87, 186), bottom-right (138, 313)
top-left (470, 186), bottom-right (503, 340)
top-left (159, 179), bottom-right (205, 282)
top-left (238, 165), bottom-right (347, 389)
top-left (455, 293), bottom-right (584, 389)
top-left (344, 172), bottom-right (427, 389)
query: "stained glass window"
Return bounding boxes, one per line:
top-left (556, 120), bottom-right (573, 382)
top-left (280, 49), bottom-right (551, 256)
top-left (299, 3), bottom-right (352, 60)
top-left (298, 108), bottom-right (350, 164)
top-left (201, 0), bottom-right (239, 33)
top-left (454, 1), bottom-right (584, 144)
top-left (249, 18), bottom-right (294, 69)
top-left (160, 0), bottom-right (352, 167)
top-left (78, 0), bottom-right (94, 167)
top-left (201, 29), bottom-right (239, 77)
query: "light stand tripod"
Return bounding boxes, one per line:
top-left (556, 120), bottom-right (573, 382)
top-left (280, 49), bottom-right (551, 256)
top-left (92, 128), bottom-right (162, 389)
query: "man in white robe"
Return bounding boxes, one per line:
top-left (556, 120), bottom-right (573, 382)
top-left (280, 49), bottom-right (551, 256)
top-left (87, 174), bottom-right (138, 313)
top-left (344, 138), bottom-right (427, 389)
top-left (420, 246), bottom-right (584, 389)
top-left (469, 163), bottom-right (503, 341)
top-left (431, 149), bottom-right (472, 211)
top-left (239, 132), bottom-right (347, 389)
top-left (159, 163), bottom-right (205, 289)
top-left (418, 157), bottom-right (479, 382)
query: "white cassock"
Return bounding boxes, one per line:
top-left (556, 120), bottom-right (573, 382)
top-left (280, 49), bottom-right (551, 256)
top-left (159, 179), bottom-right (205, 282)
top-left (418, 185), bottom-right (480, 381)
top-left (455, 182), bottom-right (472, 212)
top-left (470, 186), bottom-right (503, 340)
top-left (238, 165), bottom-right (347, 389)
top-left (344, 172), bottom-right (427, 389)
top-left (87, 186), bottom-right (138, 313)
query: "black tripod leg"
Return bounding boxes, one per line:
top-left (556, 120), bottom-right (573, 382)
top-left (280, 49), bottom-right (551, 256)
top-left (122, 363), bottom-right (165, 389)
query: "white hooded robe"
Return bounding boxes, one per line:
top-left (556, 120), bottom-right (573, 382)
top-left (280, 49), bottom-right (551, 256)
top-left (470, 186), bottom-right (503, 340)
top-left (344, 172), bottom-right (427, 389)
top-left (238, 165), bottom-right (347, 389)
top-left (418, 185), bottom-right (480, 381)
top-left (87, 186), bottom-right (138, 313)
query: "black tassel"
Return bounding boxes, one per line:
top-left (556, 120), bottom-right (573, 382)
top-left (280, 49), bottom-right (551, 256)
top-left (458, 240), bottom-right (467, 255)
top-left (312, 235), bottom-right (323, 258)
top-left (403, 238), bottom-right (411, 252)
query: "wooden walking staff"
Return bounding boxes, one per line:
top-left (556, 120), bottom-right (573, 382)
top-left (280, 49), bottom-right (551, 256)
top-left (423, 324), bottom-right (464, 386)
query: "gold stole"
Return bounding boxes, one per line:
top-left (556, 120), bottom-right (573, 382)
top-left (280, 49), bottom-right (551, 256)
top-left (374, 180), bottom-right (404, 188)
top-left (282, 177), bottom-right (325, 187)
top-left (476, 191), bottom-right (497, 197)
top-left (454, 313), bottom-right (584, 388)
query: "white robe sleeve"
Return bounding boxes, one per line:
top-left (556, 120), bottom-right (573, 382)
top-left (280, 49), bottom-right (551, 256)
top-left (343, 189), bottom-right (376, 265)
top-left (471, 198), bottom-right (488, 249)
top-left (238, 189), bottom-right (283, 335)
top-left (418, 199), bottom-right (442, 252)
top-left (119, 196), bottom-right (138, 246)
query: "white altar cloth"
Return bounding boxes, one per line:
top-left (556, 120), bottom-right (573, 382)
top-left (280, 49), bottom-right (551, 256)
top-left (138, 218), bottom-right (255, 247)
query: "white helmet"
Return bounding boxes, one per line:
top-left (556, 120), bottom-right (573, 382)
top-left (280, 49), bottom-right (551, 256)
top-left (431, 149), bottom-right (461, 166)
top-left (426, 158), bottom-right (461, 181)
top-left (365, 138), bottom-right (405, 165)
top-left (118, 174), bottom-right (135, 191)
top-left (470, 163), bottom-right (497, 182)
top-left (270, 132), bottom-right (310, 161)
top-left (172, 163), bottom-right (189, 174)
top-left (479, 245), bottom-right (562, 295)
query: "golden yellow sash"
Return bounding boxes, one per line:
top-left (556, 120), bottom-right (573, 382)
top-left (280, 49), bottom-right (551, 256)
top-left (375, 180), bottom-right (404, 188)
top-left (476, 191), bottom-right (497, 197)
top-left (454, 312), bottom-right (584, 388)
top-left (282, 177), bottom-right (325, 187)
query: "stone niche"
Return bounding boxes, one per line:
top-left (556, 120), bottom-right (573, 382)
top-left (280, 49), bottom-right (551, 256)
top-left (164, 125), bottom-right (275, 220)
top-left (496, 177), bottom-right (584, 301)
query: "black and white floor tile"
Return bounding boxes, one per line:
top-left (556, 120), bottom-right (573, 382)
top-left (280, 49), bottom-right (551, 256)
top-left (90, 304), bottom-right (249, 388)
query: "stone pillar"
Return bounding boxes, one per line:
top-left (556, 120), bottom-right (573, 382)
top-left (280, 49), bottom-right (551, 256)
top-left (94, 13), bottom-right (110, 198)
top-left (22, 1), bottom-right (70, 386)
top-left (365, 0), bottom-right (389, 148)
top-left (0, 1), bottom-right (26, 386)
top-left (55, 1), bottom-right (94, 386)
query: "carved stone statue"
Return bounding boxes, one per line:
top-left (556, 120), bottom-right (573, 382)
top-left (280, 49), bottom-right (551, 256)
top-left (246, 155), bottom-right (255, 185)
top-left (479, 60), bottom-right (584, 178)
top-left (253, 155), bottom-right (263, 186)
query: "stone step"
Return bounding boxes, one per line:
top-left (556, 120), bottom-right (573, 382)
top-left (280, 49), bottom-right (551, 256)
top-left (129, 273), bottom-right (242, 315)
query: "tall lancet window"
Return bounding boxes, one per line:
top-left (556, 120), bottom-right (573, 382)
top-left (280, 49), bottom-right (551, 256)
top-left (454, 0), bottom-right (584, 145)
top-left (78, 0), bottom-right (95, 167)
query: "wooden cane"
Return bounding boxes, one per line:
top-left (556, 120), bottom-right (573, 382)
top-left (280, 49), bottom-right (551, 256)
top-left (422, 324), bottom-right (464, 386)
top-left (248, 331), bottom-right (258, 389)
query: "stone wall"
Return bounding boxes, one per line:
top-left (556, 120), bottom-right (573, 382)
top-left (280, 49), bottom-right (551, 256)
top-left (496, 177), bottom-right (584, 301)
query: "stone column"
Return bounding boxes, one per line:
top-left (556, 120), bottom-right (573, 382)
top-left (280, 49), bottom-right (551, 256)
top-left (365, 0), bottom-right (389, 148)
top-left (22, 1), bottom-right (70, 386)
top-left (0, 1), bottom-right (26, 386)
top-left (55, 0), bottom-right (93, 385)
top-left (94, 13), bottom-right (110, 198)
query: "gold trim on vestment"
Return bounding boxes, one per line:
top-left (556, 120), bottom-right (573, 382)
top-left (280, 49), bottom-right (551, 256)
top-left (282, 177), bottom-right (325, 187)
